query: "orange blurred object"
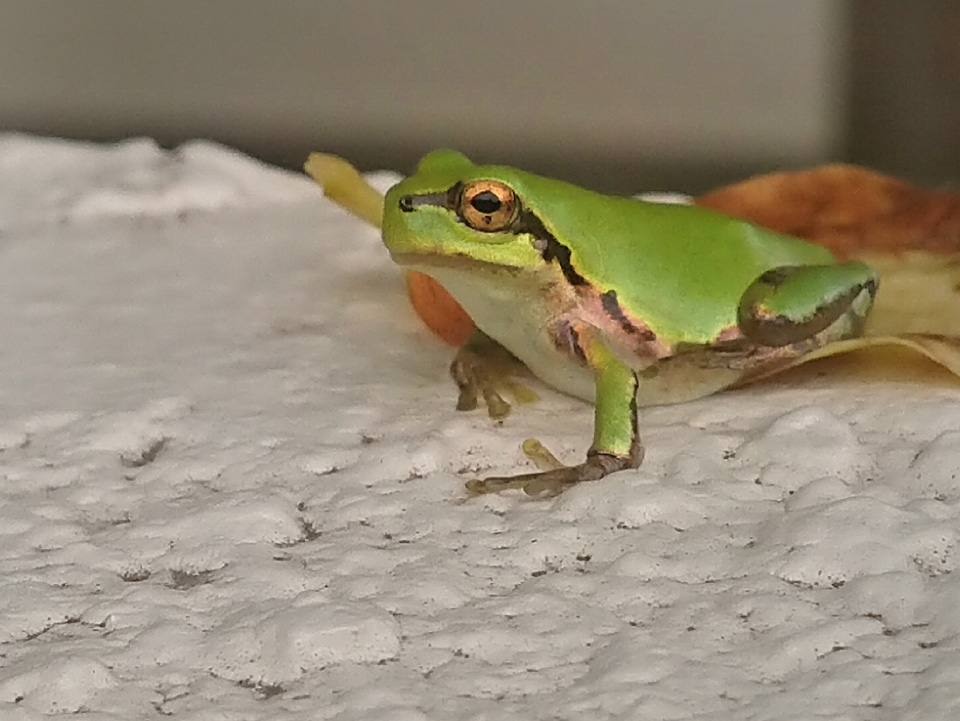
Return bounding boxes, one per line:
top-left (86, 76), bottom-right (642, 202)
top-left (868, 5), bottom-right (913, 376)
top-left (404, 270), bottom-right (476, 346)
top-left (406, 164), bottom-right (960, 346)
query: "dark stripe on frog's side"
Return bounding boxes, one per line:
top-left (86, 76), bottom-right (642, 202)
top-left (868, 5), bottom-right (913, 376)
top-left (601, 290), bottom-right (657, 341)
top-left (513, 209), bottom-right (588, 287)
top-left (552, 320), bottom-right (588, 363)
top-left (494, 199), bottom-right (667, 359)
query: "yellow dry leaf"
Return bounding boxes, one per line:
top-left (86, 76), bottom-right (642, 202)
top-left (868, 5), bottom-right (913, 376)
top-left (860, 251), bottom-right (960, 337)
top-left (304, 153), bottom-right (384, 228)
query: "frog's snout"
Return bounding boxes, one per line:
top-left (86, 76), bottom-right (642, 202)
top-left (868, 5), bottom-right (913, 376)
top-left (393, 191), bottom-right (449, 214)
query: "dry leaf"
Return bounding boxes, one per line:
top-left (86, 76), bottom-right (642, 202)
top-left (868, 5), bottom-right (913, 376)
top-left (697, 164), bottom-right (960, 260)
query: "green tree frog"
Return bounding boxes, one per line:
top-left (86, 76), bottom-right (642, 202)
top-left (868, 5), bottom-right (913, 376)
top-left (381, 150), bottom-right (878, 496)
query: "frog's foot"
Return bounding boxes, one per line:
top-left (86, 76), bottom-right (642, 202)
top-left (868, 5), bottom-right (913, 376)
top-left (467, 437), bottom-right (643, 498)
top-left (738, 262), bottom-right (879, 348)
top-left (466, 327), bottom-right (643, 497)
top-left (450, 331), bottom-right (538, 420)
top-left (466, 445), bottom-right (641, 498)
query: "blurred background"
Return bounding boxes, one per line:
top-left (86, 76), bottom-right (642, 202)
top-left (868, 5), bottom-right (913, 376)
top-left (1, 0), bottom-right (957, 193)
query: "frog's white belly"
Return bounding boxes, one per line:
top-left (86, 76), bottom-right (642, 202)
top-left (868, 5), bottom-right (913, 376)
top-left (417, 266), bottom-right (596, 402)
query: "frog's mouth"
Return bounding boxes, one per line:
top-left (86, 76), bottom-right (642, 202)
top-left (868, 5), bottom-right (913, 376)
top-left (388, 251), bottom-right (522, 277)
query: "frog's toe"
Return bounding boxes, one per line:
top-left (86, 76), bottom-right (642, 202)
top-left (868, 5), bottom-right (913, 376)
top-left (465, 476), bottom-right (528, 495)
top-left (450, 352), bottom-right (511, 419)
top-left (520, 438), bottom-right (565, 470)
top-left (466, 451), bottom-right (638, 498)
top-left (503, 379), bottom-right (539, 406)
top-left (480, 387), bottom-right (511, 420)
top-left (450, 358), bottom-right (481, 411)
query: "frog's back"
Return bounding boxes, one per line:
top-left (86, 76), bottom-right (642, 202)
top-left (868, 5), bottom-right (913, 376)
top-left (512, 173), bottom-right (836, 344)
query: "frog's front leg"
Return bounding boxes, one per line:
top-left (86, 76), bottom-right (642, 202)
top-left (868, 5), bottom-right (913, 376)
top-left (466, 331), bottom-right (643, 497)
top-left (738, 262), bottom-right (879, 348)
top-left (450, 330), bottom-right (538, 420)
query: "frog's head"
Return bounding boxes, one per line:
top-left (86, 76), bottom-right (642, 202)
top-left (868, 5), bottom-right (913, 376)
top-left (382, 150), bottom-right (554, 274)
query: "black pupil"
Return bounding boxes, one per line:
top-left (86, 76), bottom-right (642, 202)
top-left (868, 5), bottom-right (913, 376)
top-left (471, 191), bottom-right (502, 215)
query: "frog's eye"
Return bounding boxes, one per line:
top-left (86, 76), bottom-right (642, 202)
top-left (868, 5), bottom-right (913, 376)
top-left (458, 181), bottom-right (518, 232)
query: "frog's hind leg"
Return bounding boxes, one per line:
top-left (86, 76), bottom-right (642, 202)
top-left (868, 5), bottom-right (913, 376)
top-left (738, 262), bottom-right (879, 348)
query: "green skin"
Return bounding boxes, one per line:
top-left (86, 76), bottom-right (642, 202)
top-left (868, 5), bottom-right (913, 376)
top-left (382, 150), bottom-right (878, 496)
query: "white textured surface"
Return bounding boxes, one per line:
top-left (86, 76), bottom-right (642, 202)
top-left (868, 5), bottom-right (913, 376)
top-left (1, 135), bottom-right (959, 720)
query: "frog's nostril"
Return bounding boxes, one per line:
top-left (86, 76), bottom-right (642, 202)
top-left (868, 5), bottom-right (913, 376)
top-left (399, 195), bottom-right (415, 212)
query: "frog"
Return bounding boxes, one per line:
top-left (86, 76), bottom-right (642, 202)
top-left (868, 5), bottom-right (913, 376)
top-left (379, 150), bottom-right (879, 497)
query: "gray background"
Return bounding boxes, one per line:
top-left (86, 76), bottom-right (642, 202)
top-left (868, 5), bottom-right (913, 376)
top-left (1, 0), bottom-right (957, 192)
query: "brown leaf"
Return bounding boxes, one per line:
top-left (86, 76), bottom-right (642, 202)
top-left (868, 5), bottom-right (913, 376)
top-left (697, 164), bottom-right (960, 260)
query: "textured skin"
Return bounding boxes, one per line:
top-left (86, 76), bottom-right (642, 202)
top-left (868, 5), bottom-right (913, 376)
top-left (384, 151), bottom-right (847, 350)
top-left (407, 163), bottom-right (960, 346)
